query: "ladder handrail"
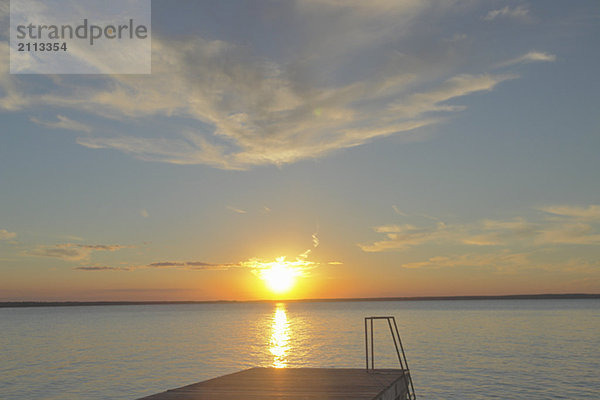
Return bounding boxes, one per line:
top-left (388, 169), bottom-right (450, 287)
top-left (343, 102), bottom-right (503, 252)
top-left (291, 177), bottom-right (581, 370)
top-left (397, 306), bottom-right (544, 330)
top-left (364, 316), bottom-right (416, 400)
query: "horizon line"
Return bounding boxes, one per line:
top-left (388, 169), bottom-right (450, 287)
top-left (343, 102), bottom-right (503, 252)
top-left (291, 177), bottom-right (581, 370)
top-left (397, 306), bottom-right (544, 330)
top-left (1, 293), bottom-right (599, 308)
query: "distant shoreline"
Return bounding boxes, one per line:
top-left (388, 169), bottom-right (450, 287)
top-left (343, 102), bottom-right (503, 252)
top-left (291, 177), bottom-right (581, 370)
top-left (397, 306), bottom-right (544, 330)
top-left (1, 293), bottom-right (598, 308)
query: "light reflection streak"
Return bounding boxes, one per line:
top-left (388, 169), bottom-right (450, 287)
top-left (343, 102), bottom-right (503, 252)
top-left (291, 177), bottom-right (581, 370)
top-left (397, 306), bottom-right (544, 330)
top-left (269, 303), bottom-right (290, 368)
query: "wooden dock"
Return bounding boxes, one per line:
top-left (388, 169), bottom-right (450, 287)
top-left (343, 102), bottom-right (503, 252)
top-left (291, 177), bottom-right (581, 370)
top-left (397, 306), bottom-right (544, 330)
top-left (138, 367), bottom-right (411, 400)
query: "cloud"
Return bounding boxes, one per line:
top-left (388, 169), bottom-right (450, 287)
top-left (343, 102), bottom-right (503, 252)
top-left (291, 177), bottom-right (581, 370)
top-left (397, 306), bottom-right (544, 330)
top-left (227, 206), bottom-right (247, 214)
top-left (389, 74), bottom-right (515, 118)
top-left (0, 2), bottom-right (555, 170)
top-left (140, 209), bottom-right (149, 218)
top-left (68, 40), bottom-right (453, 170)
top-left (145, 261), bottom-right (236, 270)
top-left (74, 260), bottom-right (236, 272)
top-left (481, 218), bottom-right (534, 232)
top-left (461, 234), bottom-right (504, 246)
top-left (1, 16), bottom-right (524, 170)
top-left (29, 243), bottom-right (130, 261)
top-left (496, 51), bottom-right (556, 68)
top-left (75, 234), bottom-right (322, 273)
top-left (0, 229), bottom-right (16, 240)
top-left (463, 218), bottom-right (537, 245)
top-left (533, 205), bottom-right (600, 244)
top-left (483, 5), bottom-right (529, 21)
top-left (360, 204), bottom-right (600, 252)
top-left (312, 232), bottom-right (320, 248)
top-left (392, 206), bottom-right (408, 216)
top-left (536, 223), bottom-right (600, 245)
top-left (75, 266), bottom-right (130, 271)
top-left (30, 115), bottom-right (92, 133)
top-left (359, 222), bottom-right (451, 252)
top-left (539, 204), bottom-right (600, 221)
top-left (401, 251), bottom-right (530, 270)
top-left (148, 261), bottom-right (185, 267)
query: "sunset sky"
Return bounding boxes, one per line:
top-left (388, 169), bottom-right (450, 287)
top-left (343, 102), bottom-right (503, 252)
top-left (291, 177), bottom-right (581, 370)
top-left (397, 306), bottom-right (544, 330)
top-left (1, 0), bottom-right (599, 301)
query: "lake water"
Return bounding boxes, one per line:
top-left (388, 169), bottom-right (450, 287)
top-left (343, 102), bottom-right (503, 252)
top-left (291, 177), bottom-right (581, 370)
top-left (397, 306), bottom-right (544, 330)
top-left (1, 300), bottom-right (599, 399)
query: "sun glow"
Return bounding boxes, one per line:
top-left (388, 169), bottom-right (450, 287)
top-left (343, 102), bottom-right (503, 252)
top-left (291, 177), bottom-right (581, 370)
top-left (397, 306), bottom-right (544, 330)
top-left (256, 257), bottom-right (303, 294)
top-left (244, 255), bottom-right (315, 295)
top-left (262, 262), bottom-right (296, 293)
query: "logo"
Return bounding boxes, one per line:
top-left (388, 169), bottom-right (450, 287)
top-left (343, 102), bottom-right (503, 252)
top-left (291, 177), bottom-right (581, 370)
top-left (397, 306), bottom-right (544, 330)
top-left (10, 0), bottom-right (151, 74)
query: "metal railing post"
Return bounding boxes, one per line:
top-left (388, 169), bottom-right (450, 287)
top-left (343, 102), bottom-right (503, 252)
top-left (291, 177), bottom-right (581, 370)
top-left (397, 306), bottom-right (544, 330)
top-left (370, 317), bottom-right (374, 370)
top-left (364, 318), bottom-right (369, 370)
top-left (363, 316), bottom-right (416, 399)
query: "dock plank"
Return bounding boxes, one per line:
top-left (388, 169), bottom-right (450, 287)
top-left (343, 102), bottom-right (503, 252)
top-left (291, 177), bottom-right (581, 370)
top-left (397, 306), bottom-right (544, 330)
top-left (138, 368), bottom-right (409, 400)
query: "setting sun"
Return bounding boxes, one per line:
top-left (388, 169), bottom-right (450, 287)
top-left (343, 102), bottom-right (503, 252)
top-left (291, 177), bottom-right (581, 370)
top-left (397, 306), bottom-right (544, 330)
top-left (262, 263), bottom-right (296, 293)
top-left (244, 255), bottom-right (314, 295)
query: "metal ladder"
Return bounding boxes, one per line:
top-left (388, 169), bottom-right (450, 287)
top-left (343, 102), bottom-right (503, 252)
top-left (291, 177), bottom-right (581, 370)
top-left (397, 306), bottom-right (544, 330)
top-left (365, 316), bottom-right (416, 400)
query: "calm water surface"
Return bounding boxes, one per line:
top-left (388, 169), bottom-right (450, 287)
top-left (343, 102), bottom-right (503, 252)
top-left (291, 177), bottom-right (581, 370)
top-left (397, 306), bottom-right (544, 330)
top-left (1, 300), bottom-right (599, 399)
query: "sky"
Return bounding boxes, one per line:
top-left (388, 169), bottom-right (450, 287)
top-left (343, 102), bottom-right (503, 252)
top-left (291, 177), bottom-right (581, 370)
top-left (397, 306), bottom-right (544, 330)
top-left (1, 0), bottom-right (599, 301)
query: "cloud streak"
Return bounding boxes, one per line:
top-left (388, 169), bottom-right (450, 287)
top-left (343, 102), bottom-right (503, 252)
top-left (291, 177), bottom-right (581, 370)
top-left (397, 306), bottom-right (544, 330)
top-left (75, 266), bottom-right (130, 271)
top-left (496, 51), bottom-right (556, 68)
top-left (540, 204), bottom-right (600, 221)
top-left (30, 115), bottom-right (92, 133)
top-left (483, 5), bottom-right (529, 21)
top-left (0, 229), bottom-right (16, 240)
top-left (145, 261), bottom-right (234, 270)
top-left (29, 243), bottom-right (130, 261)
top-left (226, 206), bottom-right (247, 214)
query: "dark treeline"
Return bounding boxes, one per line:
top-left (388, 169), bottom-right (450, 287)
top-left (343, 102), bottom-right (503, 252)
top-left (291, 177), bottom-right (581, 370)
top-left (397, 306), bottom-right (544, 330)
top-left (1, 293), bottom-right (598, 308)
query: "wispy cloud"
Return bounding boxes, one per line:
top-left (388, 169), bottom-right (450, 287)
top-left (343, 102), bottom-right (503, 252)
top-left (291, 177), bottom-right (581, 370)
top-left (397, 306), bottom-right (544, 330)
top-left (483, 5), bottom-right (529, 21)
top-left (0, 0), bottom-right (549, 170)
top-left (360, 204), bottom-right (600, 252)
top-left (140, 209), bottom-right (149, 218)
top-left (536, 223), bottom-right (600, 245)
top-left (75, 265), bottom-right (130, 271)
top-left (359, 222), bottom-right (451, 252)
top-left (392, 205), bottom-right (408, 216)
top-left (401, 251), bottom-right (530, 270)
top-left (539, 204), bottom-right (600, 221)
top-left (0, 229), bottom-right (16, 240)
top-left (144, 261), bottom-right (234, 270)
top-left (30, 115), bottom-right (92, 133)
top-left (463, 218), bottom-right (537, 245)
top-left (74, 260), bottom-right (236, 272)
top-left (389, 74), bottom-right (515, 117)
top-left (496, 51), bottom-right (556, 68)
top-left (29, 243), bottom-right (130, 261)
top-left (226, 206), bottom-right (247, 214)
top-left (312, 232), bottom-right (320, 248)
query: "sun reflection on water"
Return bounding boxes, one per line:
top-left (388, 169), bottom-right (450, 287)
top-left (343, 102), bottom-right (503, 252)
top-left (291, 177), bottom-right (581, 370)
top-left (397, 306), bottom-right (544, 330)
top-left (269, 303), bottom-right (290, 368)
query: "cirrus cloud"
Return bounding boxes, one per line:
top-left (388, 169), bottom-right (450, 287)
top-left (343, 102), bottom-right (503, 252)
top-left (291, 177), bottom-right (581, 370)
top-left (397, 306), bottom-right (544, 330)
top-left (0, 0), bottom-right (554, 170)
